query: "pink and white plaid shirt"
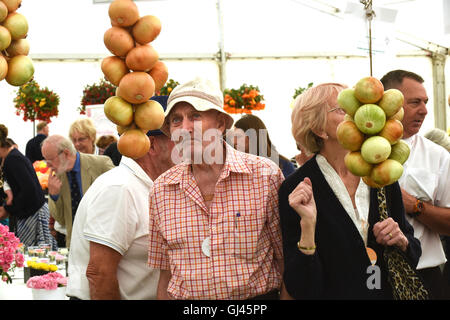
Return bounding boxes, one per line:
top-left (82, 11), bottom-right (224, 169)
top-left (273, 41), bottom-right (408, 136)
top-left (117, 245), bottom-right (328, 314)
top-left (148, 142), bottom-right (284, 300)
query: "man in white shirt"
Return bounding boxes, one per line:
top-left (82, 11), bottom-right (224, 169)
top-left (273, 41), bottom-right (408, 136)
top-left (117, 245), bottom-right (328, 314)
top-left (381, 70), bottom-right (450, 299)
top-left (66, 96), bottom-right (175, 300)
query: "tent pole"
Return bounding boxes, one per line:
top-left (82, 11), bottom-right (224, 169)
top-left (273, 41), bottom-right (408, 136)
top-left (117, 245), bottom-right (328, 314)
top-left (216, 0), bottom-right (226, 91)
top-left (431, 53), bottom-right (447, 131)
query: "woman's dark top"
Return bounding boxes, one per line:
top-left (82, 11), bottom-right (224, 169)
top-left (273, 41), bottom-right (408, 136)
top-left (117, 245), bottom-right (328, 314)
top-left (2, 148), bottom-right (45, 219)
top-left (278, 155), bottom-right (421, 299)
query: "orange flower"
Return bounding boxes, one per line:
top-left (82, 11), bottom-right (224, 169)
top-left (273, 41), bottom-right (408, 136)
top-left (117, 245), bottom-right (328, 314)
top-left (249, 90), bottom-right (258, 99)
top-left (223, 84), bottom-right (264, 115)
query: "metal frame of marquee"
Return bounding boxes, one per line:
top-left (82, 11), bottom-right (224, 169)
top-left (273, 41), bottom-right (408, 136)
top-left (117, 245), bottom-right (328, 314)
top-left (30, 0), bottom-right (448, 130)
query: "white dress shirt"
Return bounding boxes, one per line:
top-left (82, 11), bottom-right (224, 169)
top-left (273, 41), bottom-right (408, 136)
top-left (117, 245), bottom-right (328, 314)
top-left (399, 134), bottom-right (450, 269)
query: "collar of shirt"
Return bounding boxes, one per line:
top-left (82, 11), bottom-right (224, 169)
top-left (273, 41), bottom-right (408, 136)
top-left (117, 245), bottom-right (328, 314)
top-left (119, 155), bottom-right (153, 188)
top-left (316, 154), bottom-right (370, 245)
top-left (162, 140), bottom-right (253, 187)
top-left (71, 152), bottom-right (81, 174)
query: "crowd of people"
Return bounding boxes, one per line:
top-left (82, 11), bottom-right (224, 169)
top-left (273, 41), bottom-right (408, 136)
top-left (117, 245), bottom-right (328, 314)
top-left (0, 69), bottom-right (449, 300)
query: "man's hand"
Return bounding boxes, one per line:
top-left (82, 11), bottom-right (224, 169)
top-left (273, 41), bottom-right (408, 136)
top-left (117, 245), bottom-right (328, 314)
top-left (48, 169), bottom-right (62, 196)
top-left (401, 188), bottom-right (450, 235)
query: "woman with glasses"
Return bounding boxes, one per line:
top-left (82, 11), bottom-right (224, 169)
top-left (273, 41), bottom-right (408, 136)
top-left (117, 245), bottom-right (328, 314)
top-left (69, 118), bottom-right (98, 155)
top-left (0, 124), bottom-right (57, 249)
top-left (278, 83), bottom-right (420, 299)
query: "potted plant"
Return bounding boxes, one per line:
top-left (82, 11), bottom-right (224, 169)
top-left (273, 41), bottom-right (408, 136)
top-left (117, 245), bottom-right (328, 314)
top-left (26, 272), bottom-right (67, 300)
top-left (223, 84), bottom-right (265, 114)
top-left (13, 80), bottom-right (60, 123)
top-left (79, 79), bottom-right (117, 114)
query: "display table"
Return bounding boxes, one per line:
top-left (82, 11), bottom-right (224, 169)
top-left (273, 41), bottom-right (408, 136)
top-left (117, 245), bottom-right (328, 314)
top-left (0, 267), bottom-right (69, 300)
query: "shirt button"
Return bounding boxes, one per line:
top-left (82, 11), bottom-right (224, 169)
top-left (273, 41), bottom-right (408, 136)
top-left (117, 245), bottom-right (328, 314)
top-left (211, 226), bottom-right (216, 233)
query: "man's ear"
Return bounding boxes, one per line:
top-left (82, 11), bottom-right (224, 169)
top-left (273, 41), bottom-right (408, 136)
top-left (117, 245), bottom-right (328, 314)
top-left (148, 136), bottom-right (157, 154)
top-left (216, 112), bottom-right (227, 133)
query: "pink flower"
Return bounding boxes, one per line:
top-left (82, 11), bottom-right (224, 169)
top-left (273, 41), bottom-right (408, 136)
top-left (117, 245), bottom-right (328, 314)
top-left (15, 253), bottom-right (24, 268)
top-left (26, 272), bottom-right (67, 290)
top-left (0, 226), bottom-right (25, 281)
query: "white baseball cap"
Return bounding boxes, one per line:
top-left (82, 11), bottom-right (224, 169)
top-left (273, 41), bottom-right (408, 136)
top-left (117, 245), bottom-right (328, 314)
top-left (161, 77), bottom-right (234, 135)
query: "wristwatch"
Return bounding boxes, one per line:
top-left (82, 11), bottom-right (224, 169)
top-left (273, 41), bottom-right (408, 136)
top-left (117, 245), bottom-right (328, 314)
top-left (409, 199), bottom-right (424, 217)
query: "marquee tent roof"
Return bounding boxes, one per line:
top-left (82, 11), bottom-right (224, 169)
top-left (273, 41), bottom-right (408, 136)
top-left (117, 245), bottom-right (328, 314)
top-left (1, 0), bottom-right (449, 157)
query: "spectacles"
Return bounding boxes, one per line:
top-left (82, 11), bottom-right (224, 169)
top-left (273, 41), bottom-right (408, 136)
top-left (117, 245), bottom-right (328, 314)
top-left (46, 150), bottom-right (63, 163)
top-left (71, 136), bottom-right (89, 144)
top-left (328, 107), bottom-right (346, 115)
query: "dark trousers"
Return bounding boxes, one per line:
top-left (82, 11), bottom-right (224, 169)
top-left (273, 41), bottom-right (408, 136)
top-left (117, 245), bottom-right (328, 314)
top-left (417, 266), bottom-right (447, 300)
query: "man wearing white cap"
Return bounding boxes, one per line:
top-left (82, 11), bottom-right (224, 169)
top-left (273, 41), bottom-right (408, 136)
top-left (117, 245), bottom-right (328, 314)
top-left (148, 77), bottom-right (285, 300)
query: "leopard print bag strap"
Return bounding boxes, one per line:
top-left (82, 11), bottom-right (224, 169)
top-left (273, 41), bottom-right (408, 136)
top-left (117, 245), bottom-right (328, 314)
top-left (376, 187), bottom-right (429, 300)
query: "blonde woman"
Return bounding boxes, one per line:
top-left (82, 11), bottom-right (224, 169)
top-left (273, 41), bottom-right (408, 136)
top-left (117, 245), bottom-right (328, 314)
top-left (278, 83), bottom-right (420, 299)
top-left (69, 118), bottom-right (98, 154)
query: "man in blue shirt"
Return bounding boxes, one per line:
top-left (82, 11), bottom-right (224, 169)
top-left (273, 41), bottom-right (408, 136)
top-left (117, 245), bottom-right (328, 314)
top-left (42, 135), bottom-right (114, 247)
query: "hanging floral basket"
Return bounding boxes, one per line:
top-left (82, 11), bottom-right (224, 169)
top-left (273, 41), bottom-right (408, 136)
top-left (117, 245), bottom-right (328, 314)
top-left (79, 79), bottom-right (117, 114)
top-left (292, 82), bottom-right (314, 100)
top-left (223, 84), bottom-right (265, 114)
top-left (155, 78), bottom-right (179, 96)
top-left (13, 80), bottom-right (59, 123)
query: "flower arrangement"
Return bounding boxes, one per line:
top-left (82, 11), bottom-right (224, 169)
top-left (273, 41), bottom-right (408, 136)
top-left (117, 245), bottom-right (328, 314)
top-left (79, 79), bottom-right (117, 114)
top-left (26, 272), bottom-right (67, 290)
top-left (33, 160), bottom-right (50, 190)
top-left (155, 78), bottom-right (179, 96)
top-left (26, 260), bottom-right (58, 272)
top-left (0, 224), bottom-right (24, 284)
top-left (223, 84), bottom-right (265, 114)
top-left (13, 80), bottom-right (60, 123)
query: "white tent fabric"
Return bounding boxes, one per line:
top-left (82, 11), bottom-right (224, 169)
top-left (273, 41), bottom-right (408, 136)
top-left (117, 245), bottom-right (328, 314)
top-left (0, 0), bottom-right (448, 158)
